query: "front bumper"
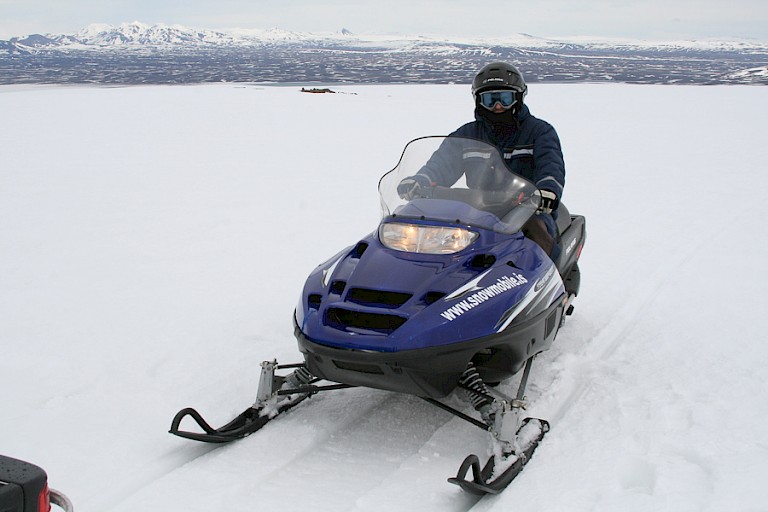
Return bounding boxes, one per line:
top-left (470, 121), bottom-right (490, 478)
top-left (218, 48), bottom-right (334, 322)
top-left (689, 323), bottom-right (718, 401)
top-left (293, 295), bottom-right (563, 398)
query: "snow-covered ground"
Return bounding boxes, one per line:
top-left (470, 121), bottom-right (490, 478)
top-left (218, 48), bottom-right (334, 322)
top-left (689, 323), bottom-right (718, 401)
top-left (1, 82), bottom-right (767, 512)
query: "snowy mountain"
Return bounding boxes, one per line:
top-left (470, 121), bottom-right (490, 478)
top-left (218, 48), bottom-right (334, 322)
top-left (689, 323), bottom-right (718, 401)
top-left (5, 22), bottom-right (362, 49)
top-left (2, 22), bottom-right (768, 85)
top-left (8, 21), bottom-right (767, 51)
top-left (72, 22), bottom-right (236, 46)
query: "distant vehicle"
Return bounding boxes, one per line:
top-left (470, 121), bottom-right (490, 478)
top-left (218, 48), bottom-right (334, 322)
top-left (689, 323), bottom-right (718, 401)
top-left (0, 455), bottom-right (73, 512)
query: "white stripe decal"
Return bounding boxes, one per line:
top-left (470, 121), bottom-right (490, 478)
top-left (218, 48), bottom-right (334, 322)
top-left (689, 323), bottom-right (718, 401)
top-left (444, 269), bottom-right (493, 300)
top-left (537, 176), bottom-right (560, 187)
top-left (510, 148), bottom-right (534, 156)
top-left (322, 255), bottom-right (344, 287)
top-left (463, 151), bottom-right (492, 159)
top-left (495, 264), bottom-right (564, 332)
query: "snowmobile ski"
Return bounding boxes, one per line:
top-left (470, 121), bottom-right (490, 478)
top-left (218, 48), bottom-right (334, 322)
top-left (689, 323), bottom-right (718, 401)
top-left (445, 356), bottom-right (550, 495)
top-left (168, 400), bottom-right (304, 443)
top-left (448, 418), bottom-right (549, 495)
top-left (169, 361), bottom-right (352, 443)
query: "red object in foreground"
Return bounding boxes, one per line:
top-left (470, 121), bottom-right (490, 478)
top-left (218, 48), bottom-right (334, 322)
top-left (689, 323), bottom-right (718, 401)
top-left (0, 455), bottom-right (72, 512)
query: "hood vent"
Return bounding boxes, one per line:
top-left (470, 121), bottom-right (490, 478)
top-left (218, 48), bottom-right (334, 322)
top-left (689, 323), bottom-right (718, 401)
top-left (329, 280), bottom-right (347, 295)
top-left (469, 254), bottom-right (496, 269)
top-left (350, 242), bottom-right (369, 258)
top-left (346, 288), bottom-right (412, 308)
top-left (325, 307), bottom-right (407, 334)
top-left (423, 291), bottom-right (446, 305)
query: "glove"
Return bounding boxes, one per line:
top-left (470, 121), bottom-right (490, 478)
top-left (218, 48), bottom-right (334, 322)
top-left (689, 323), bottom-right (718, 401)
top-left (537, 189), bottom-right (559, 214)
top-left (397, 174), bottom-right (433, 200)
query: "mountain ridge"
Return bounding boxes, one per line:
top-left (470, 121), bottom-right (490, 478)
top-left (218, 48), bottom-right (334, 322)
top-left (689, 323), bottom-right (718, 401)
top-left (2, 22), bottom-right (767, 85)
top-left (6, 21), bottom-right (767, 51)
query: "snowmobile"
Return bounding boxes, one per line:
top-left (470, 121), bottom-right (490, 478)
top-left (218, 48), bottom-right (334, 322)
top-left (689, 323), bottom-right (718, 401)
top-left (170, 136), bottom-right (586, 495)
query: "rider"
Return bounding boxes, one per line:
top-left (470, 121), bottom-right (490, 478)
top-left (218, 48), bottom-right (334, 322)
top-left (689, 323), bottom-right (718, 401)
top-left (398, 62), bottom-right (565, 261)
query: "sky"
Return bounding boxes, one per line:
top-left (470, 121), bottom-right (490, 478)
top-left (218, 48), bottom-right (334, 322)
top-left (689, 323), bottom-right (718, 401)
top-left (1, 0), bottom-right (767, 42)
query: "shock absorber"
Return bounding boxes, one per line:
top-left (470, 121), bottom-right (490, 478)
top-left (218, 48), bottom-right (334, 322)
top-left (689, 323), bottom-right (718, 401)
top-left (285, 365), bottom-right (315, 389)
top-left (458, 362), bottom-right (493, 425)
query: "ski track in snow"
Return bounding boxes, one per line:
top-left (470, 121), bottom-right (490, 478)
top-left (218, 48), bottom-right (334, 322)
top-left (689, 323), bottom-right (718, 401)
top-left (2, 83), bottom-right (768, 512)
top-left (106, 389), bottom-right (486, 512)
top-left (542, 206), bottom-right (733, 428)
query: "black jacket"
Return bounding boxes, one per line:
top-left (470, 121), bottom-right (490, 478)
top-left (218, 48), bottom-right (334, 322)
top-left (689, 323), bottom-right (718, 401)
top-left (420, 105), bottom-right (566, 199)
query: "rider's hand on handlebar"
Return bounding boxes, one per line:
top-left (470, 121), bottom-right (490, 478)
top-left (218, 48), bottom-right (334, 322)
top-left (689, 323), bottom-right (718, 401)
top-left (537, 189), bottom-right (559, 214)
top-left (397, 175), bottom-right (433, 200)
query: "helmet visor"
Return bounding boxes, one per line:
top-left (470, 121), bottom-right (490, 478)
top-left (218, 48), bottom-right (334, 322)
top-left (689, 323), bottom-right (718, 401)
top-left (479, 90), bottom-right (517, 110)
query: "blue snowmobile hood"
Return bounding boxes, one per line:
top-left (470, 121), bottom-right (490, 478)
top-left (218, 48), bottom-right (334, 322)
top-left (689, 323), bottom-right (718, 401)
top-left (295, 224), bottom-right (556, 352)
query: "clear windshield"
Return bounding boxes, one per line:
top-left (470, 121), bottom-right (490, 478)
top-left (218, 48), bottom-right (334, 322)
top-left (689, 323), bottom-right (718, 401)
top-left (378, 136), bottom-right (541, 233)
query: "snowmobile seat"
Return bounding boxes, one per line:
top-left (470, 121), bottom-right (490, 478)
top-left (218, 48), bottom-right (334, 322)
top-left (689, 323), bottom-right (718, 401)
top-left (555, 202), bottom-right (571, 237)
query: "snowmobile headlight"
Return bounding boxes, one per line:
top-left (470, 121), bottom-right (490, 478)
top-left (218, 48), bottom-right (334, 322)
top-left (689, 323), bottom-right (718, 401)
top-left (379, 222), bottom-right (478, 254)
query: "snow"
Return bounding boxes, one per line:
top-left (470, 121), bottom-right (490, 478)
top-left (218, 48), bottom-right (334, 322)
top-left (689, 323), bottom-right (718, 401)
top-left (1, 82), bottom-right (767, 511)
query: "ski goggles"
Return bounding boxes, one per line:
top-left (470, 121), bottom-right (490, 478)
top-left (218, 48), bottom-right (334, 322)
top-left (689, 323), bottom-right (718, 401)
top-left (478, 90), bottom-right (517, 110)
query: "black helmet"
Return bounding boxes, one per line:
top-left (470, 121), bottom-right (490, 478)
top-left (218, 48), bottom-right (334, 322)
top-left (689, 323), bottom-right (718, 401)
top-left (471, 62), bottom-right (528, 106)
